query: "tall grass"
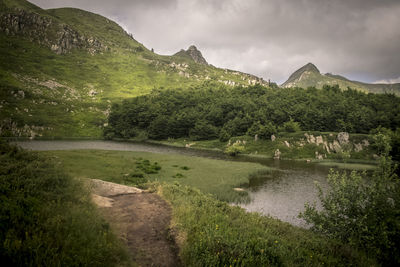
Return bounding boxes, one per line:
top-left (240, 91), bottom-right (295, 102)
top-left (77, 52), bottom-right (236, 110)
top-left (159, 183), bottom-right (376, 266)
top-left (0, 141), bottom-right (131, 266)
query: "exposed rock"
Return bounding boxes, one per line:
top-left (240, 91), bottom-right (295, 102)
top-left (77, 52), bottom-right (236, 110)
top-left (315, 151), bottom-right (323, 160)
top-left (284, 140), bottom-right (290, 147)
top-left (354, 143), bottom-right (363, 152)
top-left (274, 149), bottom-right (281, 160)
top-left (337, 132), bottom-right (349, 145)
top-left (323, 141), bottom-right (331, 153)
top-left (270, 134), bottom-right (275, 142)
top-left (362, 139), bottom-right (370, 147)
top-left (0, 9), bottom-right (106, 55)
top-left (174, 45), bottom-right (208, 65)
top-left (331, 140), bottom-right (342, 153)
top-left (315, 135), bottom-right (324, 145)
top-left (304, 133), bottom-right (316, 144)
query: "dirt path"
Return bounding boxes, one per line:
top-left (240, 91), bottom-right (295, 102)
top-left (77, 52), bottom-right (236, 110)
top-left (90, 179), bottom-right (180, 267)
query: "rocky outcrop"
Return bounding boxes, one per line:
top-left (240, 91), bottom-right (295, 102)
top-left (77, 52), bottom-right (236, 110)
top-left (0, 9), bottom-right (106, 54)
top-left (185, 45), bottom-right (208, 65)
top-left (174, 45), bottom-right (208, 65)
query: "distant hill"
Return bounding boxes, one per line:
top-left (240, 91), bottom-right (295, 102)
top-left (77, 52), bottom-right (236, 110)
top-left (281, 63), bottom-right (400, 95)
top-left (0, 0), bottom-right (268, 138)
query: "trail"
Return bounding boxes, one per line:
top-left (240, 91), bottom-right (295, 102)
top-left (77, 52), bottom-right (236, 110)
top-left (91, 179), bottom-right (180, 267)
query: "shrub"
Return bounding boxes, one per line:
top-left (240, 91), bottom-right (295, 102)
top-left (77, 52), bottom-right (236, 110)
top-left (300, 157), bottom-right (400, 265)
top-left (280, 119), bottom-right (301, 132)
top-left (224, 143), bottom-right (245, 156)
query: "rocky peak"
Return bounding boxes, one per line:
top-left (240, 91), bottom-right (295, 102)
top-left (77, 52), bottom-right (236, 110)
top-left (174, 45), bottom-right (208, 65)
top-left (281, 62), bottom-right (320, 87)
top-left (302, 62), bottom-right (320, 74)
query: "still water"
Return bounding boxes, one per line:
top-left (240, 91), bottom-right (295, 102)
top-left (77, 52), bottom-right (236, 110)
top-left (16, 140), bottom-right (369, 227)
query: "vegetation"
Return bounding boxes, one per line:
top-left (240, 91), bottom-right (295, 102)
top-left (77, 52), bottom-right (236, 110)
top-left (40, 149), bottom-right (269, 202)
top-left (300, 135), bottom-right (400, 266)
top-left (105, 85), bottom-right (400, 142)
top-left (0, 141), bottom-right (131, 266)
top-left (159, 183), bottom-right (375, 266)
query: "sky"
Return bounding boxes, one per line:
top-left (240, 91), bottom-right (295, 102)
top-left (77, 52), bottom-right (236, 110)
top-left (30, 0), bottom-right (400, 84)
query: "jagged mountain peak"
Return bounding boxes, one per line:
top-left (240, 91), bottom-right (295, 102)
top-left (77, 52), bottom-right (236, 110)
top-left (174, 44), bottom-right (208, 65)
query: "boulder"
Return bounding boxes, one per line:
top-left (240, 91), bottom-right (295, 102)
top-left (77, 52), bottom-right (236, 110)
top-left (274, 149), bottom-right (281, 160)
top-left (337, 132), bottom-right (349, 145)
top-left (284, 140), bottom-right (290, 147)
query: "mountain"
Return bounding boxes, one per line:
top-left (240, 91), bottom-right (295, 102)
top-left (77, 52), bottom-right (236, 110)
top-left (282, 63), bottom-right (400, 95)
top-left (174, 45), bottom-right (208, 65)
top-left (0, 0), bottom-right (268, 138)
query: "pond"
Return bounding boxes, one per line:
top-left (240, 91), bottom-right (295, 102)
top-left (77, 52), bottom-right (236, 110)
top-left (16, 140), bottom-right (374, 227)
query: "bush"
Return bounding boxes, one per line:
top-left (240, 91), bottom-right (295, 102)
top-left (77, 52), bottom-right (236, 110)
top-left (300, 157), bottom-right (400, 265)
top-left (224, 143), bottom-right (245, 156)
top-left (280, 119), bottom-right (301, 132)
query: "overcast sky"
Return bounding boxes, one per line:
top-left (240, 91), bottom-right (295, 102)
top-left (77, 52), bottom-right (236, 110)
top-left (30, 0), bottom-right (400, 84)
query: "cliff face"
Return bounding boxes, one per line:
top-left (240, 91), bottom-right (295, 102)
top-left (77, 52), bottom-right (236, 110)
top-left (0, 9), bottom-right (106, 54)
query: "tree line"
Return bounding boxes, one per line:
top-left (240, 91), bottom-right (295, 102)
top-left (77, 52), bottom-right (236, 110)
top-left (104, 84), bottom-right (400, 141)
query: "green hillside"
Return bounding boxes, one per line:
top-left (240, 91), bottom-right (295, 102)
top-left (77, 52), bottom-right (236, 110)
top-left (0, 0), bottom-right (268, 138)
top-left (282, 63), bottom-right (400, 95)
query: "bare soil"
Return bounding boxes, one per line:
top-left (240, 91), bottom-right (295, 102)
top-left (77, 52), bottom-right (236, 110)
top-left (90, 180), bottom-right (180, 267)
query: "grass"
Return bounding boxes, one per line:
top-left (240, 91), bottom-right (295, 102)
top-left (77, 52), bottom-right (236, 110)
top-left (0, 141), bottom-right (132, 266)
top-left (40, 149), bottom-right (270, 202)
top-left (158, 183), bottom-right (376, 266)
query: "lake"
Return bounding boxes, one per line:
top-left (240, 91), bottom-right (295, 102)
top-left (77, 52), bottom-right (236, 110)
top-left (16, 140), bottom-right (373, 227)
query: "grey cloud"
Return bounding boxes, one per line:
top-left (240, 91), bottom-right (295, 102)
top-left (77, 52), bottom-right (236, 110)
top-left (30, 0), bottom-right (400, 84)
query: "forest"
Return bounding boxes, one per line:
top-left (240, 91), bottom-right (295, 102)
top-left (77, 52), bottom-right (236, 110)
top-left (105, 84), bottom-right (400, 141)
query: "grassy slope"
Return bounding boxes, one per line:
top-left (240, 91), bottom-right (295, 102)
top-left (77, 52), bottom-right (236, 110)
top-left (40, 149), bottom-right (270, 202)
top-left (0, 0), bottom-right (265, 138)
top-left (0, 142), bottom-right (132, 266)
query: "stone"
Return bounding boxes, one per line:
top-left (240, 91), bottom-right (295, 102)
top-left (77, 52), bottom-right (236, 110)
top-left (362, 139), bottom-right (370, 147)
top-left (337, 132), bottom-right (349, 145)
top-left (274, 149), bottom-right (281, 160)
top-left (315, 135), bottom-right (324, 145)
top-left (284, 140), bottom-right (290, 147)
top-left (332, 140), bottom-right (342, 152)
top-left (354, 143), bottom-right (363, 152)
top-left (323, 141), bottom-right (331, 153)
top-left (270, 134), bottom-right (276, 142)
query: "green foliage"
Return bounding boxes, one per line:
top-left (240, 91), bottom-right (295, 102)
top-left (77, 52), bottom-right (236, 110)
top-left (106, 85), bottom-right (400, 141)
top-left (281, 118), bottom-right (302, 132)
top-left (300, 157), bottom-right (400, 265)
top-left (0, 141), bottom-right (131, 266)
top-left (159, 183), bottom-right (374, 266)
top-left (224, 143), bottom-right (245, 156)
top-left (135, 158), bottom-right (161, 174)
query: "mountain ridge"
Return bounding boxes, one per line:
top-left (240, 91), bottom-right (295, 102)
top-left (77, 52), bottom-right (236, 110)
top-left (0, 0), bottom-right (269, 138)
top-left (282, 63), bottom-right (400, 95)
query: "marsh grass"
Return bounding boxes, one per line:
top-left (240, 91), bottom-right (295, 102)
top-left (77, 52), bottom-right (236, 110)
top-left (40, 149), bottom-right (270, 202)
